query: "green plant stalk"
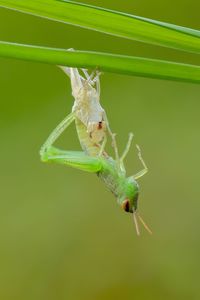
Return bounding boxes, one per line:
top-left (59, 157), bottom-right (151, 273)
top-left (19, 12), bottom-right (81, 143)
top-left (0, 41), bottom-right (200, 83)
top-left (0, 0), bottom-right (200, 54)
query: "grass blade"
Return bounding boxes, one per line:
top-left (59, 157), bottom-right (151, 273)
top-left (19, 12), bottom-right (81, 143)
top-left (0, 0), bottom-right (199, 54)
top-left (0, 41), bottom-right (199, 84)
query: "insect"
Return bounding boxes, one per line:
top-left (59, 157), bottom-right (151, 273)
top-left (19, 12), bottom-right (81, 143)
top-left (60, 52), bottom-right (108, 145)
top-left (40, 67), bottom-right (151, 235)
top-left (59, 64), bottom-right (116, 156)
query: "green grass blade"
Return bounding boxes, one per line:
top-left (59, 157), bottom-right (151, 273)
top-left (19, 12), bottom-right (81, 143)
top-left (60, 0), bottom-right (200, 39)
top-left (0, 41), bottom-right (199, 84)
top-left (0, 0), bottom-right (199, 54)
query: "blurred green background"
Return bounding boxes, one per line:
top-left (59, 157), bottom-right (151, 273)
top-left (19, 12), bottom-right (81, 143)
top-left (0, 1), bottom-right (200, 299)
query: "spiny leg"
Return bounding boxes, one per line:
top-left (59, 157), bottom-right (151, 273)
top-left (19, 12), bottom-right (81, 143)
top-left (40, 112), bottom-right (75, 161)
top-left (133, 144), bottom-right (148, 180)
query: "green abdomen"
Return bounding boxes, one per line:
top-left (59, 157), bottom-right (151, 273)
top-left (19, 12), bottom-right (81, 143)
top-left (97, 159), bottom-right (124, 199)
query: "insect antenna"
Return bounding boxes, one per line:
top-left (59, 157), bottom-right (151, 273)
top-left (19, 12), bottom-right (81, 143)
top-left (137, 213), bottom-right (152, 235)
top-left (133, 212), bottom-right (140, 236)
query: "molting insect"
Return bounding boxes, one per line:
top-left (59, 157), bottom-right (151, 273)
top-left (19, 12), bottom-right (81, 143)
top-left (40, 66), bottom-right (151, 235)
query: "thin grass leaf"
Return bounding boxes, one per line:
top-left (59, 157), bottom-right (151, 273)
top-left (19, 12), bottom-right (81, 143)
top-left (0, 0), bottom-right (199, 54)
top-left (0, 41), bottom-right (199, 84)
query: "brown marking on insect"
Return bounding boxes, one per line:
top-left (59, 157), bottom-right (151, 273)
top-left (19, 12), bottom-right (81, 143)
top-left (98, 121), bottom-right (102, 130)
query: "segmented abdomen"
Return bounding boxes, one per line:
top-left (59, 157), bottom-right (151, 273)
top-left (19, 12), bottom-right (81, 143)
top-left (75, 118), bottom-right (100, 157)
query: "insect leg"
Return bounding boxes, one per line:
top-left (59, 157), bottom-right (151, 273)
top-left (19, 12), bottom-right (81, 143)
top-left (81, 69), bottom-right (95, 86)
top-left (103, 111), bottom-right (120, 166)
top-left (98, 134), bottom-right (107, 157)
top-left (133, 144), bottom-right (148, 180)
top-left (81, 69), bottom-right (91, 81)
top-left (119, 133), bottom-right (134, 171)
top-left (120, 133), bottom-right (134, 162)
top-left (91, 71), bottom-right (101, 95)
top-left (40, 112), bottom-right (75, 161)
top-left (82, 69), bottom-right (101, 88)
top-left (43, 147), bottom-right (102, 173)
top-left (60, 65), bottom-right (84, 98)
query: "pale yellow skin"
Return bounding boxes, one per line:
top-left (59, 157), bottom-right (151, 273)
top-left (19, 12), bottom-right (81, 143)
top-left (60, 66), bottom-right (107, 144)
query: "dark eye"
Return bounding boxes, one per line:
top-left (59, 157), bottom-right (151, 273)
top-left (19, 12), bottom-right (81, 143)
top-left (122, 199), bottom-right (130, 212)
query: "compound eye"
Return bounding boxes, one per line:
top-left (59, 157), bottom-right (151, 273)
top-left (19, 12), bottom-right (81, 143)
top-left (122, 199), bottom-right (130, 212)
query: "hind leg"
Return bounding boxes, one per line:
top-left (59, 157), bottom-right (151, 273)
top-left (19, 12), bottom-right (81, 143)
top-left (40, 112), bottom-right (75, 161)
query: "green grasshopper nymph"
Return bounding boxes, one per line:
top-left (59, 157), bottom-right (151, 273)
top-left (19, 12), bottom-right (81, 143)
top-left (40, 67), bottom-right (151, 235)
